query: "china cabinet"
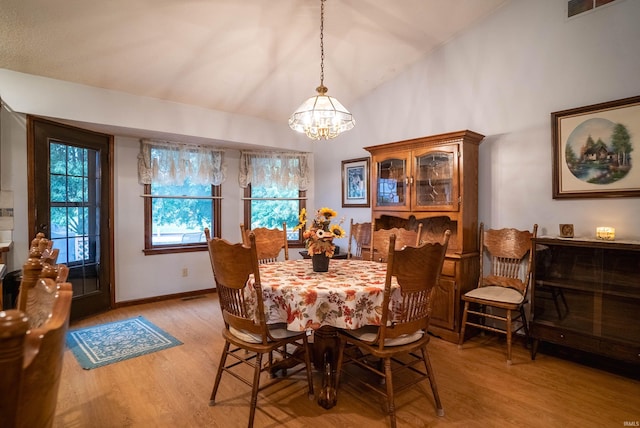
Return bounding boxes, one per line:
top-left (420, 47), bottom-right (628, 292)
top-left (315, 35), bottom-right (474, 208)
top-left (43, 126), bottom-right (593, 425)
top-left (531, 237), bottom-right (640, 364)
top-left (365, 130), bottom-right (484, 342)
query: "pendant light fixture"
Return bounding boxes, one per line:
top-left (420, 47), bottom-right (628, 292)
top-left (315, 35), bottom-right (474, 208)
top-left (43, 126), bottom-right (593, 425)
top-left (288, 0), bottom-right (355, 140)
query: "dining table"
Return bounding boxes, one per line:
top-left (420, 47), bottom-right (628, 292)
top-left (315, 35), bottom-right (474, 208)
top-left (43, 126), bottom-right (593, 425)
top-left (249, 258), bottom-right (402, 332)
top-left (246, 258), bottom-right (402, 408)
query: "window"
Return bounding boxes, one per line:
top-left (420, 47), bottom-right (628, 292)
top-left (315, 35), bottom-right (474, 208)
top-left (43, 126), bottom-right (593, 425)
top-left (240, 151), bottom-right (310, 246)
top-left (138, 140), bottom-right (225, 254)
top-left (243, 185), bottom-right (305, 244)
top-left (50, 142), bottom-right (99, 265)
top-left (143, 181), bottom-right (221, 253)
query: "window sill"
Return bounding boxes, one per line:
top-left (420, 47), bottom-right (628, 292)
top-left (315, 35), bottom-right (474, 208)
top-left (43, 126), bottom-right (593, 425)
top-left (143, 245), bottom-right (207, 256)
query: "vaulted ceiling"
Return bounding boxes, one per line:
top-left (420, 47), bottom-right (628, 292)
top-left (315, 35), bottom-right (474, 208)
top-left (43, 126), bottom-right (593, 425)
top-left (1, 0), bottom-right (509, 125)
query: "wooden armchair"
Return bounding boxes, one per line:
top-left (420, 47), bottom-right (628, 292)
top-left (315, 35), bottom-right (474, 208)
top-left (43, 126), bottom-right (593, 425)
top-left (336, 231), bottom-right (451, 427)
top-left (17, 234), bottom-right (68, 322)
top-left (458, 223), bottom-right (538, 364)
top-left (0, 233), bottom-right (73, 427)
top-left (0, 246), bottom-right (73, 427)
top-left (206, 233), bottom-right (314, 427)
top-left (239, 222), bottom-right (289, 264)
top-left (370, 222), bottom-right (423, 262)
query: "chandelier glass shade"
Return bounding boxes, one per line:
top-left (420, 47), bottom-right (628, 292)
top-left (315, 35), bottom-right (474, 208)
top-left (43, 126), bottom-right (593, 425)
top-left (288, 85), bottom-right (355, 140)
top-left (288, 0), bottom-right (355, 140)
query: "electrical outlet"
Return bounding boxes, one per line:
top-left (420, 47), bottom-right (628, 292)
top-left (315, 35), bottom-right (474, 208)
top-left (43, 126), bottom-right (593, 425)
top-left (182, 267), bottom-right (188, 277)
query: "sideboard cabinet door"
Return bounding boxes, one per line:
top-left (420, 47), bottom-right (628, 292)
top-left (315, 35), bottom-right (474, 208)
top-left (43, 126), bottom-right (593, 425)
top-left (531, 237), bottom-right (640, 364)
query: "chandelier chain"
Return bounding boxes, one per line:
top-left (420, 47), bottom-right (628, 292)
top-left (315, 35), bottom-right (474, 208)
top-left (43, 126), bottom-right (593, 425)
top-left (319, 0), bottom-right (325, 88)
top-left (288, 0), bottom-right (355, 139)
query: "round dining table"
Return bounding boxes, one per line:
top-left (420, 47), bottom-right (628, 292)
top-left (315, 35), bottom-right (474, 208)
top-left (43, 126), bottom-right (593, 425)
top-left (249, 258), bottom-right (400, 332)
top-left (248, 258), bottom-right (401, 409)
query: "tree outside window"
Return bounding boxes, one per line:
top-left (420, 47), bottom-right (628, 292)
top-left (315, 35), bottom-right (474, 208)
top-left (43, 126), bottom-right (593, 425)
top-left (139, 140), bottom-right (225, 254)
top-left (245, 185), bottom-right (305, 243)
top-left (240, 151), bottom-right (310, 245)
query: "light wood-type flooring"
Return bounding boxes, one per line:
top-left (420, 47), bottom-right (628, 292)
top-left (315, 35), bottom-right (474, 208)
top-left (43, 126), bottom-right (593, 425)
top-left (54, 294), bottom-right (639, 428)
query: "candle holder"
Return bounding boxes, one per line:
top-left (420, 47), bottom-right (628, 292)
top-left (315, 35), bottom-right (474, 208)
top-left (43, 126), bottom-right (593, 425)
top-left (596, 227), bottom-right (615, 241)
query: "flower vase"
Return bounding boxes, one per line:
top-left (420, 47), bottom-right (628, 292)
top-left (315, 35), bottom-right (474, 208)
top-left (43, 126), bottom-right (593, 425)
top-left (312, 253), bottom-right (330, 272)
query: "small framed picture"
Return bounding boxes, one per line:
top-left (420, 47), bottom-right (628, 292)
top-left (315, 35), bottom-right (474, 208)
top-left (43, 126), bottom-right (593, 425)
top-left (559, 224), bottom-right (574, 238)
top-left (341, 157), bottom-right (370, 207)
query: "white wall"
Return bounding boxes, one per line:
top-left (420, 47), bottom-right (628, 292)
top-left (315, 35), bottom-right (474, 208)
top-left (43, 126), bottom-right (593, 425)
top-left (314, 0), bottom-right (640, 241)
top-left (112, 140), bottom-right (314, 301)
top-left (0, 70), bottom-right (315, 302)
top-left (0, 69), bottom-right (309, 151)
top-left (2, 0), bottom-right (640, 303)
top-left (113, 137), bottom-right (230, 301)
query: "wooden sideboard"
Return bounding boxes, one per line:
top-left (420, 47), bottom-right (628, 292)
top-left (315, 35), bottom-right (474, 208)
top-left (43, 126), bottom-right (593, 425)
top-left (365, 130), bottom-right (484, 343)
top-left (531, 237), bottom-right (640, 364)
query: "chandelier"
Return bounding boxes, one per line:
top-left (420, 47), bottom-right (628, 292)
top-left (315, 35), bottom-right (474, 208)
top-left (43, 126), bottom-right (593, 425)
top-left (288, 0), bottom-right (355, 140)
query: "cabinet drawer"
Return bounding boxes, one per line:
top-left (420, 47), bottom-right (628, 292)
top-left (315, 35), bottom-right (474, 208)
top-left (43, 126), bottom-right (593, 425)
top-left (531, 323), bottom-right (600, 354)
top-left (601, 340), bottom-right (640, 364)
top-left (441, 259), bottom-right (456, 277)
top-left (532, 323), bottom-right (640, 363)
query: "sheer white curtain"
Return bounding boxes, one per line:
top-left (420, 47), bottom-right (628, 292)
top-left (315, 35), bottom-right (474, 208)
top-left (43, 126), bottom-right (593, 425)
top-left (137, 139), bottom-right (226, 185)
top-left (238, 151), bottom-right (310, 190)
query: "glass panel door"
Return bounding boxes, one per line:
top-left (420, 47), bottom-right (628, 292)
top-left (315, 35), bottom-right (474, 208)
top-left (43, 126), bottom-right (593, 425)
top-left (413, 146), bottom-right (459, 211)
top-left (50, 142), bottom-right (101, 293)
top-left (375, 157), bottom-right (408, 209)
top-left (30, 116), bottom-right (112, 321)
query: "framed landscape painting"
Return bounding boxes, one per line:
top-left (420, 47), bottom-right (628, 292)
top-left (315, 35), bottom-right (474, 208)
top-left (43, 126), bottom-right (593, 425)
top-left (552, 95), bottom-right (640, 199)
top-left (341, 157), bottom-right (370, 207)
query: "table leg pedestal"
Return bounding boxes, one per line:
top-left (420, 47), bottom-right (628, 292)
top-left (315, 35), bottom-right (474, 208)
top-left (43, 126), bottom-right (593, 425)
top-left (312, 326), bottom-right (339, 369)
top-left (313, 326), bottom-right (339, 409)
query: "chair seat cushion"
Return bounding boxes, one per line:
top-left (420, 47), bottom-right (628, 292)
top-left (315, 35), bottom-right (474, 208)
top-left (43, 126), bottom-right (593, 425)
top-left (229, 323), bottom-right (301, 344)
top-left (464, 286), bottom-right (524, 304)
top-left (346, 325), bottom-right (424, 347)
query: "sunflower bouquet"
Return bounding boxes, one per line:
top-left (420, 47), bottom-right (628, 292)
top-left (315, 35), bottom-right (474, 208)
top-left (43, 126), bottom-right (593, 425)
top-left (293, 207), bottom-right (346, 258)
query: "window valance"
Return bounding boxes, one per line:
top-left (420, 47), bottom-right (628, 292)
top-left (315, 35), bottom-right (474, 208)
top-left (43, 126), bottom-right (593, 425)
top-left (137, 139), bottom-right (226, 186)
top-left (239, 151), bottom-right (310, 190)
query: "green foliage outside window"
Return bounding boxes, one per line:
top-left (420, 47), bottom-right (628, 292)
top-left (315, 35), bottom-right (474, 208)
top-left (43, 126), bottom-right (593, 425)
top-left (151, 179), bottom-right (213, 232)
top-left (250, 185), bottom-right (300, 240)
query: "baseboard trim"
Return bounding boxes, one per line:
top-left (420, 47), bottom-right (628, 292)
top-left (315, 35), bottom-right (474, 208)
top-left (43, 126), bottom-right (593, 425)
top-left (114, 288), bottom-right (216, 308)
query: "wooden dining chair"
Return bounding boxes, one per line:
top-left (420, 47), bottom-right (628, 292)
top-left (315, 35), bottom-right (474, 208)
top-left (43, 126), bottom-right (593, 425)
top-left (369, 222), bottom-right (423, 262)
top-left (0, 238), bottom-right (73, 428)
top-left (239, 222), bottom-right (289, 264)
top-left (30, 232), bottom-right (60, 267)
top-left (336, 230), bottom-right (450, 428)
top-left (206, 233), bottom-right (314, 428)
top-left (458, 223), bottom-right (538, 364)
top-left (17, 234), bottom-right (69, 324)
top-left (346, 219), bottom-right (371, 260)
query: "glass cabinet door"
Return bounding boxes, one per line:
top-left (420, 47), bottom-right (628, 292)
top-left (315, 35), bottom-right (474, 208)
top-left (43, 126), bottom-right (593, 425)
top-left (413, 145), bottom-right (458, 211)
top-left (375, 155), bottom-right (409, 210)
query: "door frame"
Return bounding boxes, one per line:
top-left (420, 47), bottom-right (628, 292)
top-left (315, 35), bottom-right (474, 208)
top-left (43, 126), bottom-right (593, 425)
top-left (27, 115), bottom-right (115, 316)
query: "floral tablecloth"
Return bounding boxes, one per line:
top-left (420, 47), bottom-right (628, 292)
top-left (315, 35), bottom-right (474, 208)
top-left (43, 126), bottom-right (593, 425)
top-left (248, 259), bottom-right (399, 331)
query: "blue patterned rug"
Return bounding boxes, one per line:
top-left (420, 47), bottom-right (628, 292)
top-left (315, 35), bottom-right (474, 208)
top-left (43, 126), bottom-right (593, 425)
top-left (67, 316), bottom-right (182, 370)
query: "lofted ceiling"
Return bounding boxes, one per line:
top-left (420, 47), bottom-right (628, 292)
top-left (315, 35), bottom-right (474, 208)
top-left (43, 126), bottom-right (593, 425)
top-left (1, 0), bottom-right (509, 126)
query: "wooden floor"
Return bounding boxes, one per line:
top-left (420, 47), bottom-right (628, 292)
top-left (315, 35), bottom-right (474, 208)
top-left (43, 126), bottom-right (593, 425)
top-left (55, 294), bottom-right (640, 428)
